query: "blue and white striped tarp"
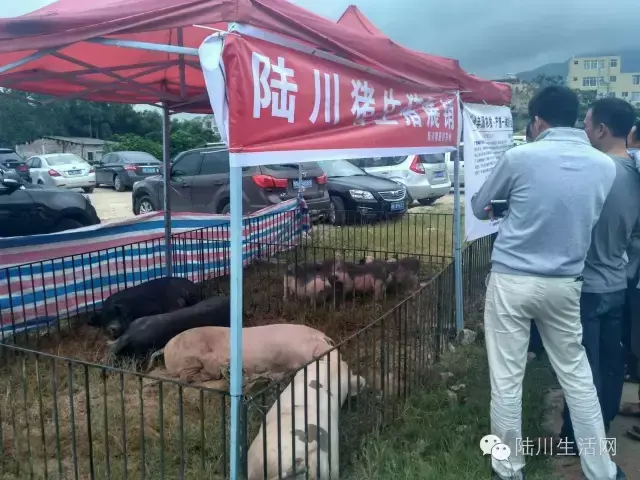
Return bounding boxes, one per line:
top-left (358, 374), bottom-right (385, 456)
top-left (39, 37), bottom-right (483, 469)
top-left (0, 199), bottom-right (310, 336)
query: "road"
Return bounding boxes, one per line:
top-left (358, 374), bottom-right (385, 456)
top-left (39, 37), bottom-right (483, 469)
top-left (87, 187), bottom-right (464, 224)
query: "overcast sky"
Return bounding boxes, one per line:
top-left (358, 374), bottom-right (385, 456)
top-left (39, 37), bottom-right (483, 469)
top-left (1, 0), bottom-right (637, 78)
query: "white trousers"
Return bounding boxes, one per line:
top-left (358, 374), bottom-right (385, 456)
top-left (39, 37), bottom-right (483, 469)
top-left (485, 272), bottom-right (617, 480)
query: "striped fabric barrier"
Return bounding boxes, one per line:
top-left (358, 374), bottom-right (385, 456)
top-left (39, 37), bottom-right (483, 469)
top-left (0, 199), bottom-right (310, 337)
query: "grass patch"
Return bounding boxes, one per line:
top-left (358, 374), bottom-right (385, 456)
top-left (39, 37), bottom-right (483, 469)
top-left (345, 345), bottom-right (556, 480)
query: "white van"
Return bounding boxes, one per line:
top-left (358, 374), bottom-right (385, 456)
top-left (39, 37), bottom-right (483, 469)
top-left (348, 154), bottom-right (451, 205)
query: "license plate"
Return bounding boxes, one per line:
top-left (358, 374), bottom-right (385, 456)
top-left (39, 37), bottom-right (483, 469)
top-left (434, 171), bottom-right (445, 178)
top-left (67, 170), bottom-right (81, 175)
top-left (390, 201), bottom-right (405, 212)
top-left (142, 167), bottom-right (158, 174)
top-left (293, 179), bottom-right (313, 190)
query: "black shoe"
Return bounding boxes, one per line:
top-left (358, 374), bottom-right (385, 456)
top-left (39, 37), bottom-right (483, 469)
top-left (616, 465), bottom-right (627, 480)
top-left (492, 470), bottom-right (525, 480)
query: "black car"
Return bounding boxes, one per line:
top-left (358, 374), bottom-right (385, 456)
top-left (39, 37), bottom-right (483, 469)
top-left (95, 151), bottom-right (162, 192)
top-left (132, 147), bottom-right (330, 218)
top-left (0, 171), bottom-right (101, 237)
top-left (317, 160), bottom-right (407, 225)
top-left (0, 148), bottom-right (30, 182)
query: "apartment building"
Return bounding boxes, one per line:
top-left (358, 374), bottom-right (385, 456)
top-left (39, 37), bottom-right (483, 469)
top-left (567, 55), bottom-right (640, 106)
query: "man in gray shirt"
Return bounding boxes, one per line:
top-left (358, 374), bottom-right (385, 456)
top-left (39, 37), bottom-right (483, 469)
top-left (559, 97), bottom-right (640, 450)
top-left (471, 86), bottom-right (623, 480)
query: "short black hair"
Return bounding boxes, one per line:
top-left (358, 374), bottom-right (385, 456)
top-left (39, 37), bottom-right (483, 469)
top-left (590, 97), bottom-right (636, 139)
top-left (634, 119), bottom-right (640, 142)
top-left (528, 86), bottom-right (579, 128)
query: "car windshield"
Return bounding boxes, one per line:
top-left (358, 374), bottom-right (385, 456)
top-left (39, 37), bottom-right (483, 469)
top-left (121, 152), bottom-right (161, 164)
top-left (318, 160), bottom-right (367, 177)
top-left (46, 154), bottom-right (86, 166)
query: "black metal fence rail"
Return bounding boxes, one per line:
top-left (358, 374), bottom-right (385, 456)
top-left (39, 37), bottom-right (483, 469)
top-left (0, 211), bottom-right (486, 480)
top-left (0, 344), bottom-right (231, 479)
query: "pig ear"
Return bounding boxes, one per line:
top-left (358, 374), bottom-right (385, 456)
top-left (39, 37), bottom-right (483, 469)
top-left (114, 303), bottom-right (130, 320)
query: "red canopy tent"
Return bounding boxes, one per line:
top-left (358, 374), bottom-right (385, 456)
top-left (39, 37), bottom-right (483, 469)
top-left (336, 5), bottom-right (511, 106)
top-left (0, 0), bottom-right (510, 112)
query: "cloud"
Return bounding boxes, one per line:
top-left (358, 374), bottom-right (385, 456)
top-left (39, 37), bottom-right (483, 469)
top-left (3, 0), bottom-right (636, 78)
top-left (290, 0), bottom-right (637, 77)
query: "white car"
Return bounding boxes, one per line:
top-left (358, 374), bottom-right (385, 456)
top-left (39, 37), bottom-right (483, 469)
top-left (26, 153), bottom-right (96, 193)
top-left (348, 154), bottom-right (451, 206)
top-left (444, 144), bottom-right (464, 187)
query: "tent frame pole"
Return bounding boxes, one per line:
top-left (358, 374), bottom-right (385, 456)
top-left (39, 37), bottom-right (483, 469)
top-left (453, 92), bottom-right (464, 332)
top-left (161, 103), bottom-right (173, 277)
top-left (228, 161), bottom-right (246, 479)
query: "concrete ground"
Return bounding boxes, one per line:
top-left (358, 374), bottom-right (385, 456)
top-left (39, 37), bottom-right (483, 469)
top-left (546, 383), bottom-right (640, 479)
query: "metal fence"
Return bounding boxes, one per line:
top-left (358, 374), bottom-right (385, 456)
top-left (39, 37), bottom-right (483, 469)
top-left (0, 210), bottom-right (490, 479)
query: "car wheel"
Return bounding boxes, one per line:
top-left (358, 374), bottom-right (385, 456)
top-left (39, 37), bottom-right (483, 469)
top-left (220, 203), bottom-right (231, 215)
top-left (82, 186), bottom-right (95, 194)
top-left (114, 174), bottom-right (126, 192)
top-left (329, 196), bottom-right (346, 226)
top-left (135, 196), bottom-right (156, 215)
top-left (53, 218), bottom-right (84, 233)
top-left (37, 179), bottom-right (44, 185)
top-left (418, 197), bottom-right (440, 206)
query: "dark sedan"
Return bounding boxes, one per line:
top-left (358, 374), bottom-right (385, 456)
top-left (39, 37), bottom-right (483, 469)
top-left (0, 171), bottom-right (100, 237)
top-left (317, 160), bottom-right (407, 225)
top-left (95, 151), bottom-right (162, 192)
top-left (0, 148), bottom-right (30, 182)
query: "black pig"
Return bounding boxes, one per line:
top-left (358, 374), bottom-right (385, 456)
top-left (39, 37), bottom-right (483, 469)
top-left (88, 277), bottom-right (201, 339)
top-left (108, 295), bottom-right (231, 358)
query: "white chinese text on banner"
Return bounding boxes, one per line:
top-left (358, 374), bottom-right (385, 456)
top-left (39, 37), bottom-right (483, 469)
top-left (463, 103), bottom-right (514, 241)
top-left (199, 32), bottom-right (460, 167)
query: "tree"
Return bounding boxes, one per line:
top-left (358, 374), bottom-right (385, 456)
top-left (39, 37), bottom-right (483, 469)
top-left (104, 133), bottom-right (163, 159)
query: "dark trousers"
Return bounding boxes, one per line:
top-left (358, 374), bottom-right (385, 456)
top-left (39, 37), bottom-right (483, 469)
top-left (560, 290), bottom-right (626, 442)
top-left (624, 281), bottom-right (639, 379)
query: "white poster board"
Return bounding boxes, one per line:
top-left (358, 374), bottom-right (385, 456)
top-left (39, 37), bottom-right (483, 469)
top-left (463, 103), bottom-right (514, 241)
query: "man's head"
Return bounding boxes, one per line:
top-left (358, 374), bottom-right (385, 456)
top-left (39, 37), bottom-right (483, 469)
top-left (584, 97), bottom-right (636, 152)
top-left (528, 86), bottom-right (579, 138)
top-left (525, 121), bottom-right (534, 143)
top-left (628, 119), bottom-right (640, 150)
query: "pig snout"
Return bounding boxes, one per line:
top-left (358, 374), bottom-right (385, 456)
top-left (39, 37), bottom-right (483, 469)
top-left (105, 320), bottom-right (124, 339)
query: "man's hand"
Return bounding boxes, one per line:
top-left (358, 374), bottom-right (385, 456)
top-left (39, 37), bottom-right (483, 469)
top-left (484, 205), bottom-right (495, 219)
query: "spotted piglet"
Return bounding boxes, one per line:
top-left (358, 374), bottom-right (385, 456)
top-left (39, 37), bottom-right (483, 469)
top-left (247, 350), bottom-right (365, 480)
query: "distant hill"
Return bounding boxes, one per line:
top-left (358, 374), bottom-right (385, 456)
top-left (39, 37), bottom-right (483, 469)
top-left (517, 48), bottom-right (640, 82)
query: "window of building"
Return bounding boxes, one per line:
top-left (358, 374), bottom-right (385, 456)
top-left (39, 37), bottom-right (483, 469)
top-left (574, 60), bottom-right (579, 65)
top-left (583, 77), bottom-right (598, 87)
top-left (630, 92), bottom-right (640, 102)
top-left (599, 77), bottom-right (606, 85)
top-left (599, 60), bottom-right (605, 68)
top-left (573, 77), bottom-right (578, 82)
top-left (584, 60), bottom-right (598, 70)
top-left (622, 92), bottom-right (629, 97)
top-left (610, 76), bottom-right (616, 82)
top-left (87, 152), bottom-right (94, 162)
top-left (633, 76), bottom-right (640, 85)
top-left (610, 59), bottom-right (618, 68)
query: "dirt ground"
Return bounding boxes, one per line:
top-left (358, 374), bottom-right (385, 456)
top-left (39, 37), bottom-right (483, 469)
top-left (86, 186), bottom-right (463, 224)
top-left (86, 186), bottom-right (136, 222)
top-left (545, 383), bottom-right (640, 479)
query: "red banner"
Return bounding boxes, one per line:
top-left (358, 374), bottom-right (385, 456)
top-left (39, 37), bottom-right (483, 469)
top-left (206, 33), bottom-right (459, 165)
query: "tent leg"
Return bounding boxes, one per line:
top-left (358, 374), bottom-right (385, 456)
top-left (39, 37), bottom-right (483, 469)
top-left (162, 104), bottom-right (173, 277)
top-left (453, 146), bottom-right (464, 331)
top-left (229, 164), bottom-right (246, 479)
